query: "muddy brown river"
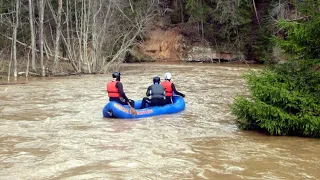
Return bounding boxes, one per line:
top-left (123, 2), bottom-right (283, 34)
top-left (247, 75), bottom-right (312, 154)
top-left (0, 63), bottom-right (319, 179)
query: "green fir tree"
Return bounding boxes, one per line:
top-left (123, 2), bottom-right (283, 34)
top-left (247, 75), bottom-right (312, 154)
top-left (231, 1), bottom-right (320, 137)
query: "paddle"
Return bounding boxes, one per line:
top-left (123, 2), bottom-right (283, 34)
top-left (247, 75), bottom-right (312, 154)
top-left (127, 102), bottom-right (137, 116)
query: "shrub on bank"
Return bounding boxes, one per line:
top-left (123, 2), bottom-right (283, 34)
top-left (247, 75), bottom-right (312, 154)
top-left (231, 60), bottom-right (320, 137)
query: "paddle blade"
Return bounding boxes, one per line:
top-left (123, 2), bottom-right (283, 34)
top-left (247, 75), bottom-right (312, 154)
top-left (130, 107), bottom-right (137, 116)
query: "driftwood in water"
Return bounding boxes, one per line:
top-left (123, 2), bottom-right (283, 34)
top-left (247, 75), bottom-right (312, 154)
top-left (0, 82), bottom-right (27, 85)
top-left (18, 71), bottom-right (79, 77)
top-left (18, 71), bottom-right (40, 76)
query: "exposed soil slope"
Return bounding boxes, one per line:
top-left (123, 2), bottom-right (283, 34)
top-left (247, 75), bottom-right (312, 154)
top-left (138, 26), bottom-right (184, 62)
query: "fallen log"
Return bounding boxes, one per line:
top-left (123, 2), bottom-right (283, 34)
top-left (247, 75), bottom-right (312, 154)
top-left (18, 71), bottom-right (40, 76)
top-left (0, 82), bottom-right (27, 85)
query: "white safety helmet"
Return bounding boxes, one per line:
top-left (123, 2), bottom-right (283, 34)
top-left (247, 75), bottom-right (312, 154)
top-left (164, 72), bottom-right (171, 80)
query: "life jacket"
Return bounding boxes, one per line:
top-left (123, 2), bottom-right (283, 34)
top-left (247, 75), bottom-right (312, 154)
top-left (107, 81), bottom-right (120, 98)
top-left (150, 84), bottom-right (165, 99)
top-left (161, 81), bottom-right (173, 97)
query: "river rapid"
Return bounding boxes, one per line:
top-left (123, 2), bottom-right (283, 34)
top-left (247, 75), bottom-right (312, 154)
top-left (0, 63), bottom-right (319, 179)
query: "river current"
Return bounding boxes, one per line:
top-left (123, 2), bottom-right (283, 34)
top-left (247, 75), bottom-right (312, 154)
top-left (0, 63), bottom-right (319, 179)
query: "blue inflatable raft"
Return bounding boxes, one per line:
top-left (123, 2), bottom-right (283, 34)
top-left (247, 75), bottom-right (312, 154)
top-left (103, 96), bottom-right (185, 119)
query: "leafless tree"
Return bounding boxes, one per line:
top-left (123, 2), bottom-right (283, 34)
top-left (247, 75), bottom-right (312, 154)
top-left (2, 0), bottom-right (161, 76)
top-left (12, 0), bottom-right (20, 78)
top-left (102, 0), bottom-right (159, 71)
top-left (28, 0), bottom-right (36, 71)
top-left (52, 0), bottom-right (63, 74)
top-left (39, 0), bottom-right (45, 76)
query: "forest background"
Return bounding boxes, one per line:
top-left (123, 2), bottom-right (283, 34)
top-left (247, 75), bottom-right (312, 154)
top-left (0, 0), bottom-right (299, 77)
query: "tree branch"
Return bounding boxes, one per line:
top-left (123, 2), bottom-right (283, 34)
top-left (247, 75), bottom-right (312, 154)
top-left (0, 33), bottom-right (69, 61)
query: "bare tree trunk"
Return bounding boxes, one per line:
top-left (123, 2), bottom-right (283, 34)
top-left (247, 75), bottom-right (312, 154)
top-left (179, 0), bottom-right (184, 23)
top-left (39, 0), bottom-right (45, 77)
top-left (73, 0), bottom-right (91, 73)
top-left (83, 0), bottom-right (91, 73)
top-left (74, 0), bottom-right (83, 72)
top-left (252, 0), bottom-right (260, 26)
top-left (26, 50), bottom-right (30, 77)
top-left (91, 0), bottom-right (103, 73)
top-left (28, 0), bottom-right (36, 71)
top-left (66, 0), bottom-right (74, 62)
top-left (53, 0), bottom-right (63, 74)
top-left (200, 0), bottom-right (204, 40)
top-left (12, 0), bottom-right (20, 78)
top-left (92, 0), bottom-right (112, 72)
top-left (8, 50), bottom-right (12, 81)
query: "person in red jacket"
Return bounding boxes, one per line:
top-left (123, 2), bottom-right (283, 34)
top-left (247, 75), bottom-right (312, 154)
top-left (161, 72), bottom-right (185, 104)
top-left (106, 72), bottom-right (134, 107)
